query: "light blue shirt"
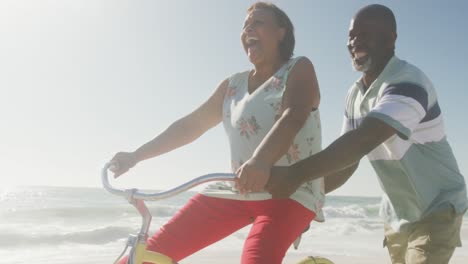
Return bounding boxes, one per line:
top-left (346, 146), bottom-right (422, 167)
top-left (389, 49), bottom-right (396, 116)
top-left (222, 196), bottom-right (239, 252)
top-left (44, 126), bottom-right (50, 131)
top-left (342, 56), bottom-right (468, 231)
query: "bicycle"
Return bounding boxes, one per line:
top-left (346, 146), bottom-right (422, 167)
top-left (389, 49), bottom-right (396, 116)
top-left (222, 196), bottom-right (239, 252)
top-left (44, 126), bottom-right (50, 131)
top-left (101, 163), bottom-right (334, 264)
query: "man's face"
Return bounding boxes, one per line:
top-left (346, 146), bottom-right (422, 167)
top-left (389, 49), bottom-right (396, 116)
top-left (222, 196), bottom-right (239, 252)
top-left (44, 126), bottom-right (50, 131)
top-left (347, 17), bottom-right (392, 72)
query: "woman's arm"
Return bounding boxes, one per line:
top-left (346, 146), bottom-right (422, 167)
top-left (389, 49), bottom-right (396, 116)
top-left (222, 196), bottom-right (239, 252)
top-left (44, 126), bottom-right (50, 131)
top-left (111, 78), bottom-right (228, 177)
top-left (252, 57), bottom-right (319, 165)
top-left (237, 57), bottom-right (320, 192)
top-left (134, 79), bottom-right (228, 161)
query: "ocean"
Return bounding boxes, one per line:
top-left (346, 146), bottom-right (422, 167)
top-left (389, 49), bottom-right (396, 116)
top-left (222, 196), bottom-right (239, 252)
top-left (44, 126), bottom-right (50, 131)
top-left (1, 186), bottom-right (467, 264)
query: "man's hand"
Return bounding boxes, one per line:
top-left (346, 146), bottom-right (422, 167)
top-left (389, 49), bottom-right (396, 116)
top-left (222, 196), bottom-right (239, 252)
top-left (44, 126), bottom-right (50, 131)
top-left (265, 166), bottom-right (304, 199)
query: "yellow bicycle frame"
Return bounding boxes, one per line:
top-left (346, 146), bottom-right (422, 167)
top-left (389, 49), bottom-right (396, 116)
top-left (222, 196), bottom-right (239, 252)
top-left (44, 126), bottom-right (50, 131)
top-left (131, 242), bottom-right (173, 264)
top-left (102, 165), bottom-right (237, 264)
top-left (102, 165), bottom-right (334, 264)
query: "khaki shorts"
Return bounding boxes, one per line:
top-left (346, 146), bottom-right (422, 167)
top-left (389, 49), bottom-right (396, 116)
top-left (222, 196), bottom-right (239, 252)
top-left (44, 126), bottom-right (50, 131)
top-left (383, 207), bottom-right (464, 264)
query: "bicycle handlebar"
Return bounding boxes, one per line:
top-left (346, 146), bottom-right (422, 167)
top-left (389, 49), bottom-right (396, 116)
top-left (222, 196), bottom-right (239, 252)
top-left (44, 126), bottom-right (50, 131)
top-left (101, 163), bottom-right (236, 201)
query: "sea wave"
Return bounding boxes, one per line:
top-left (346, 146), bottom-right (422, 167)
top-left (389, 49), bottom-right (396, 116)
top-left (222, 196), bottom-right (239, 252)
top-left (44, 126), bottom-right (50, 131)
top-left (0, 226), bottom-right (135, 247)
top-left (308, 218), bottom-right (383, 236)
top-left (323, 203), bottom-right (380, 219)
top-left (1, 204), bottom-right (181, 222)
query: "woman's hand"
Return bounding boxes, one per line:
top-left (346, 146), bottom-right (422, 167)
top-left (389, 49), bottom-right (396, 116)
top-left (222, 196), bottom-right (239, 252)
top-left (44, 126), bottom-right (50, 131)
top-left (235, 158), bottom-right (272, 194)
top-left (109, 152), bottom-right (138, 178)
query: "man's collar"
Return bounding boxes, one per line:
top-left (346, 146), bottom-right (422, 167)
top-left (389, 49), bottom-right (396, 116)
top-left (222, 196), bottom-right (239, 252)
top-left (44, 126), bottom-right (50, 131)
top-left (373, 55), bottom-right (400, 86)
top-left (355, 55), bottom-right (400, 94)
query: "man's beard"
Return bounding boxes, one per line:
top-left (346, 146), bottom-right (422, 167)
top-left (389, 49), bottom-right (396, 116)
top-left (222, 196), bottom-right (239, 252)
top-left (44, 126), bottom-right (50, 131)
top-left (352, 55), bottom-right (373, 72)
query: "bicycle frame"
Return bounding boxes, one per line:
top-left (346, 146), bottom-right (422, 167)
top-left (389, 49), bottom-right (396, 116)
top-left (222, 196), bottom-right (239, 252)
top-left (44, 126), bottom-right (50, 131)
top-left (101, 163), bottom-right (236, 264)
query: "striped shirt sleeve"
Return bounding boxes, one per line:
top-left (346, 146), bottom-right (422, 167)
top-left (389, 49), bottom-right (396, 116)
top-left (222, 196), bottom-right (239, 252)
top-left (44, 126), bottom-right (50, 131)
top-left (367, 83), bottom-right (428, 140)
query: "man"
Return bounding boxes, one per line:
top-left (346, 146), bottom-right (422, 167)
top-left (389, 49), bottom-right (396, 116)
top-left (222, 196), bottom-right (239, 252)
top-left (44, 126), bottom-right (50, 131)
top-left (264, 4), bottom-right (467, 264)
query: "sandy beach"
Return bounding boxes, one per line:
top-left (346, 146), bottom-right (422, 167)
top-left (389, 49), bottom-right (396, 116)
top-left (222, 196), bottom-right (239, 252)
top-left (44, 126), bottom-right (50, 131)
top-left (184, 224), bottom-right (468, 263)
top-left (187, 249), bottom-right (468, 264)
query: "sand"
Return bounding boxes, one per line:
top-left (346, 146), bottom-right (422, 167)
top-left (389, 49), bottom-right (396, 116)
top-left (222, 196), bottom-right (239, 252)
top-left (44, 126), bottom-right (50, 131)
top-left (184, 248), bottom-right (468, 264)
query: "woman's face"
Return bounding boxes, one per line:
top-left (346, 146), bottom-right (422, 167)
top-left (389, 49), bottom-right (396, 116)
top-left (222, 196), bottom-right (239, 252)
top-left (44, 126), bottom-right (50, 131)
top-left (241, 9), bottom-right (285, 65)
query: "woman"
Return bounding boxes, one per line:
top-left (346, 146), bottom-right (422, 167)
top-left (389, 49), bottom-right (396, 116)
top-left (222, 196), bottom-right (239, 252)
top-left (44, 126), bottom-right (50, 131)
top-left (112, 2), bottom-right (324, 264)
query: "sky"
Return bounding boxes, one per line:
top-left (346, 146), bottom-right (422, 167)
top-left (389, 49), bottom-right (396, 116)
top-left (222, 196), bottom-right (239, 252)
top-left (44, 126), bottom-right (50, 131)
top-left (1, 0), bottom-right (467, 197)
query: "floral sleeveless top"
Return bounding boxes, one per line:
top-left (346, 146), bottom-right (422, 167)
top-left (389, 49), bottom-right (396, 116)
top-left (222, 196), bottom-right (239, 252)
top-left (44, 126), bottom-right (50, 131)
top-left (201, 57), bottom-right (325, 219)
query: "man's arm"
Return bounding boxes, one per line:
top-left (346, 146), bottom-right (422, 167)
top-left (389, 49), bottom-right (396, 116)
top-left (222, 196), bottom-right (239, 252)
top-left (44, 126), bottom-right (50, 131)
top-left (267, 116), bottom-right (396, 198)
top-left (324, 162), bottom-right (359, 193)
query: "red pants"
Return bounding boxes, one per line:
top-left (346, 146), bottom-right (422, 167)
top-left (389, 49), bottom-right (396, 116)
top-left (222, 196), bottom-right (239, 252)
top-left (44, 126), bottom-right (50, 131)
top-left (118, 194), bottom-right (315, 264)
